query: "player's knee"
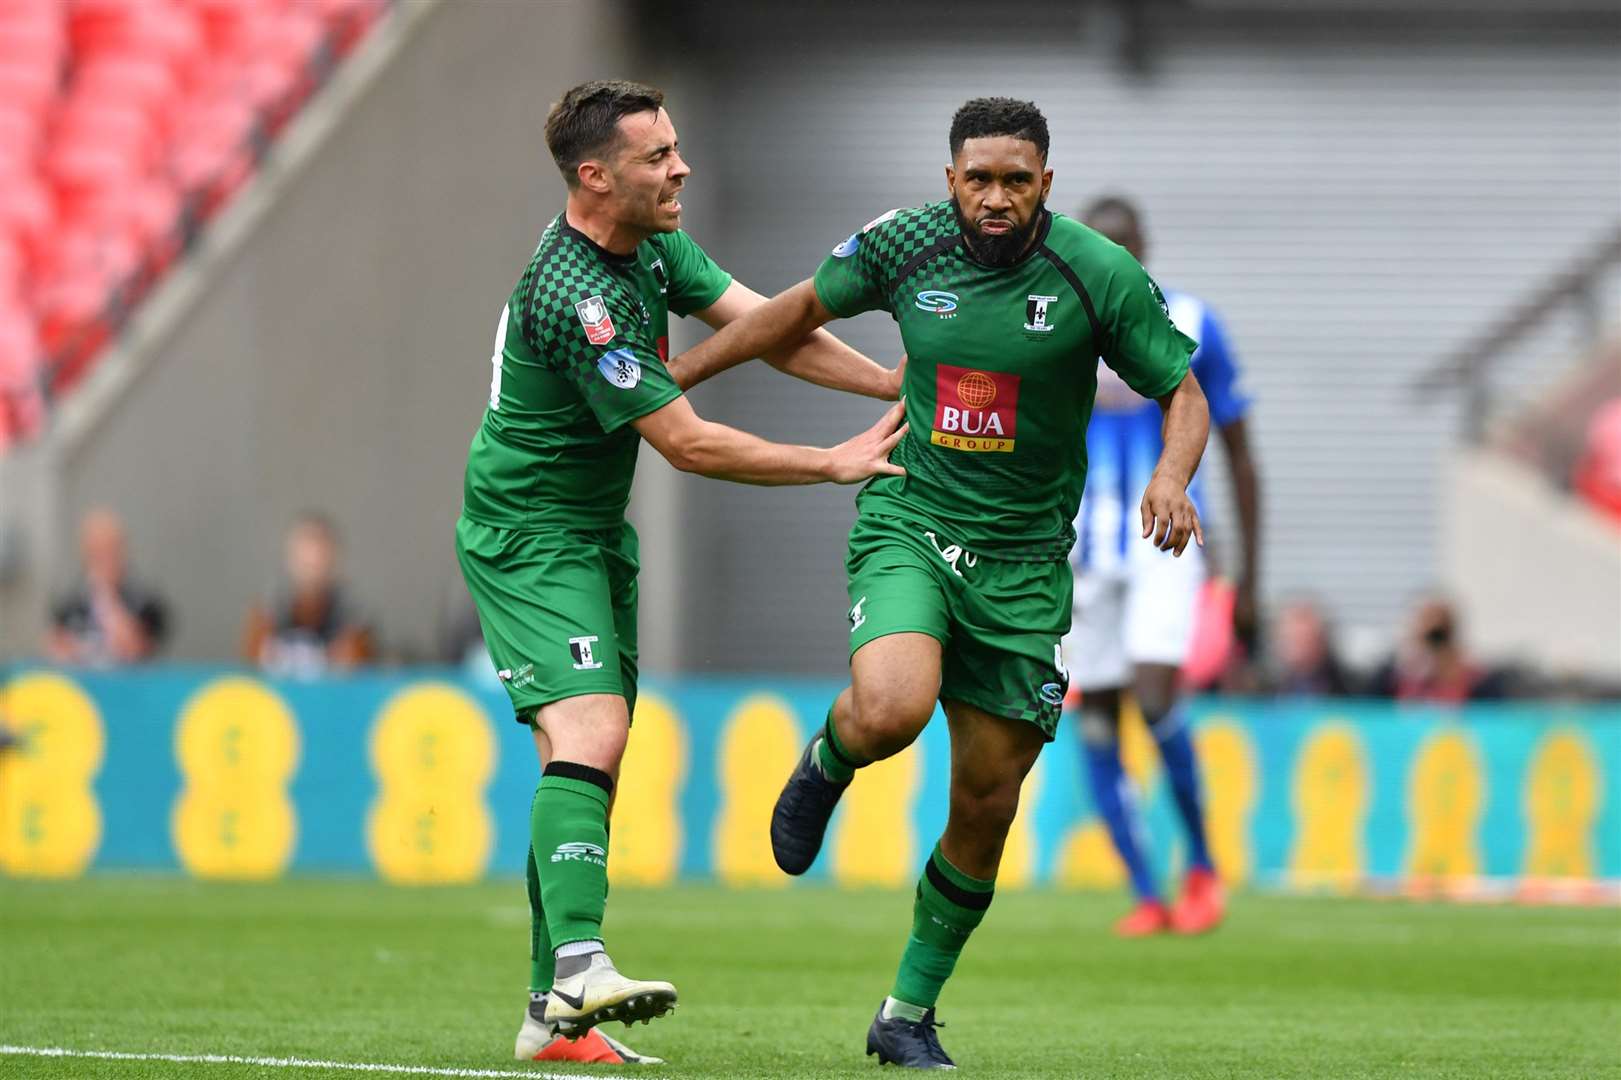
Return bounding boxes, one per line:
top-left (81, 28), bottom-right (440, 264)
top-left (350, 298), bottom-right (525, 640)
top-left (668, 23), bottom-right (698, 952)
top-left (847, 684), bottom-right (934, 759)
top-left (949, 775), bottom-right (1022, 835)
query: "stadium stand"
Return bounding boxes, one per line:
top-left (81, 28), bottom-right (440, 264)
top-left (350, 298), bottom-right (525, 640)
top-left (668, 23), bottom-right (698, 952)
top-left (0, 0), bottom-right (384, 452)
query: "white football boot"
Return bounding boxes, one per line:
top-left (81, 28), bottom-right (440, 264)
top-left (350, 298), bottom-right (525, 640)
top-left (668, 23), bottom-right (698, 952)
top-left (543, 952), bottom-right (677, 1036)
top-left (515, 994), bottom-right (665, 1065)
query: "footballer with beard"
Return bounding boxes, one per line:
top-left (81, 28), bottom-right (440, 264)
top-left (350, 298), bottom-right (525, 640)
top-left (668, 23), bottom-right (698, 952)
top-left (668, 97), bottom-right (1211, 1068)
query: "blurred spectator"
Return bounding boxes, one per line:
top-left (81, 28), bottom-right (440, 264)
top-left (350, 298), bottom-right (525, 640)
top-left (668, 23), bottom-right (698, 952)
top-left (1573, 397), bottom-right (1621, 526)
top-left (1369, 596), bottom-right (1505, 704)
top-left (242, 512), bottom-right (373, 676)
top-left (45, 508), bottom-right (170, 665)
top-left (1270, 596), bottom-right (1352, 697)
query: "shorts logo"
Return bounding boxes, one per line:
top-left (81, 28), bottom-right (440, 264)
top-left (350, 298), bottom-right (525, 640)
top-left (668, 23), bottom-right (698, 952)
top-left (575, 295), bottom-right (616, 345)
top-left (930, 364), bottom-right (1019, 453)
top-left (1025, 294), bottom-right (1057, 333)
top-left (849, 595), bottom-right (867, 633)
top-left (915, 290), bottom-right (959, 317)
top-left (597, 348), bottom-right (642, 390)
top-left (551, 841), bottom-right (606, 866)
top-left (650, 257), bottom-right (668, 294)
top-left (832, 232), bottom-right (861, 258)
top-left (569, 635), bottom-right (603, 671)
top-left (497, 662), bottom-right (535, 690)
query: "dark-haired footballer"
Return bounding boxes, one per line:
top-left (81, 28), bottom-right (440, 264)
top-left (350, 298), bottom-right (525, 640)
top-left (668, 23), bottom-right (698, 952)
top-left (669, 97), bottom-right (1210, 1068)
top-left (456, 79), bottom-right (905, 1066)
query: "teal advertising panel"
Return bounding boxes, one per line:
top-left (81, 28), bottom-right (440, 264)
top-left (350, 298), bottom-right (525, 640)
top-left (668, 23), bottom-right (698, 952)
top-left (1, 666), bottom-right (1617, 895)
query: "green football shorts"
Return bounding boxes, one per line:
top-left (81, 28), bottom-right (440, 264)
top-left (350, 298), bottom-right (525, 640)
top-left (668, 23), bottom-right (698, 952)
top-left (844, 513), bottom-right (1072, 739)
top-left (455, 515), bottom-right (639, 724)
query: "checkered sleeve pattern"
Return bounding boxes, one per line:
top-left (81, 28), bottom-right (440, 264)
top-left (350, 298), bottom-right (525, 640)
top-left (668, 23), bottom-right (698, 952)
top-left (521, 231), bottom-right (680, 434)
top-left (813, 202), bottom-right (959, 318)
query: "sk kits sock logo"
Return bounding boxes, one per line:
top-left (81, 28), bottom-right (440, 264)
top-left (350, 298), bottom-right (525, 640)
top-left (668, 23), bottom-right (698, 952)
top-left (569, 635), bottom-right (603, 671)
top-left (551, 841), bottom-right (607, 866)
top-left (931, 365), bottom-right (1020, 452)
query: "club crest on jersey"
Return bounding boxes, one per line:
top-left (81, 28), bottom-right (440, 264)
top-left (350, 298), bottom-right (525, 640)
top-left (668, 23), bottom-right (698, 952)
top-left (569, 635), bottom-right (603, 671)
top-left (915, 290), bottom-right (959, 317)
top-left (575, 295), bottom-right (616, 345)
top-left (930, 364), bottom-right (1019, 453)
top-left (1025, 294), bottom-right (1058, 333)
top-left (597, 348), bottom-right (642, 390)
top-left (650, 257), bottom-right (668, 294)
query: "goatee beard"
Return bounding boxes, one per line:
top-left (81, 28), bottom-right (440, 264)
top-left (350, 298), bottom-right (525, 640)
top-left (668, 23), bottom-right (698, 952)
top-left (952, 197), bottom-right (1044, 267)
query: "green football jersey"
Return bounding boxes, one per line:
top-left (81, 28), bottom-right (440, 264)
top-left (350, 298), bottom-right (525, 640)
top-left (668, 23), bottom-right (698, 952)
top-left (461, 215), bottom-right (732, 531)
top-left (814, 201), bottom-right (1195, 560)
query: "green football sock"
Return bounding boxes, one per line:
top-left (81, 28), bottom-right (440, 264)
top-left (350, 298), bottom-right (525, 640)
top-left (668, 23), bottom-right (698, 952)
top-left (891, 843), bottom-right (994, 1009)
top-left (815, 706), bottom-right (862, 784)
top-left (525, 841), bottom-right (553, 991)
top-left (531, 762), bottom-right (613, 950)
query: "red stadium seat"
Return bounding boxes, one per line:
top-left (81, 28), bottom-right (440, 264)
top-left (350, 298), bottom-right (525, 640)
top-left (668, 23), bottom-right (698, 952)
top-left (74, 55), bottom-right (181, 121)
top-left (168, 97), bottom-right (256, 211)
top-left (1, 0), bottom-right (384, 452)
top-left (0, 59), bottom-right (61, 112)
top-left (0, 174), bottom-right (54, 264)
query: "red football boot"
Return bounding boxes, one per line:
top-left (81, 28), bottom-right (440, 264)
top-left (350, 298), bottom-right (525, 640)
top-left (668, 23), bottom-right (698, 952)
top-left (532, 1027), bottom-right (661, 1065)
top-left (1170, 866), bottom-right (1226, 935)
top-left (1114, 899), bottom-right (1172, 937)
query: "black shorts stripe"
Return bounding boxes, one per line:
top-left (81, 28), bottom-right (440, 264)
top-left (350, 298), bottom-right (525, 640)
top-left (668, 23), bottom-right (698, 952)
top-left (925, 855), bottom-right (993, 911)
top-left (544, 760), bottom-right (614, 795)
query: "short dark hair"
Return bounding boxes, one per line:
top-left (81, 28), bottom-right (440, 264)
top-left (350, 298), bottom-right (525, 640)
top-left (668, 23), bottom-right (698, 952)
top-left (949, 97), bottom-right (1050, 161)
top-left (544, 80), bottom-right (665, 187)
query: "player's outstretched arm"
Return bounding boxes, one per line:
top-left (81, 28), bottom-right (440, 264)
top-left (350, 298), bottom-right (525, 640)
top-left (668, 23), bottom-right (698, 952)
top-left (632, 395), bottom-right (907, 486)
top-left (684, 281), bottom-right (902, 399)
top-left (1141, 371), bottom-right (1211, 556)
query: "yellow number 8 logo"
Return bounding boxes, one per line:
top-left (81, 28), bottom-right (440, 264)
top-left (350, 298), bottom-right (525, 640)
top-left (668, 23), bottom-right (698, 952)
top-left (171, 677), bottom-right (300, 879)
top-left (0, 673), bottom-right (105, 878)
top-left (367, 683), bottom-right (495, 884)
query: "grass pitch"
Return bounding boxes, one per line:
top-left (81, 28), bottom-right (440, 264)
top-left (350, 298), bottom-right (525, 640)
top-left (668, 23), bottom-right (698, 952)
top-left (0, 878), bottom-right (1617, 1079)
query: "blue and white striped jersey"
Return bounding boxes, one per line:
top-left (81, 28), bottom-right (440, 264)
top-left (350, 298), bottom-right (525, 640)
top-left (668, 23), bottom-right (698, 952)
top-left (1072, 289), bottom-right (1250, 573)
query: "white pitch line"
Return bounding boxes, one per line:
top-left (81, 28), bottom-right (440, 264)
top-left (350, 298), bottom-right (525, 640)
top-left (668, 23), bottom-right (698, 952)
top-left (0, 1045), bottom-right (572, 1079)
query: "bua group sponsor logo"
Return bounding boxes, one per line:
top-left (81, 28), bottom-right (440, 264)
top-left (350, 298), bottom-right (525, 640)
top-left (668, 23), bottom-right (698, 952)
top-left (930, 364), bottom-right (1019, 452)
top-left (915, 290), bottom-right (959, 317)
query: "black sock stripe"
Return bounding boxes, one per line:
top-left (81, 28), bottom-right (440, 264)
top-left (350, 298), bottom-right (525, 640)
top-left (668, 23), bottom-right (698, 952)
top-left (925, 856), bottom-right (993, 911)
top-left (822, 718), bottom-right (859, 769)
top-left (543, 760), bottom-right (614, 795)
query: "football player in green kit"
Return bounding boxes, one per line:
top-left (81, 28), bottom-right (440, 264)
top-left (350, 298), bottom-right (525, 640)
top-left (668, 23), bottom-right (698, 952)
top-left (669, 98), bottom-right (1210, 1068)
top-left (457, 80), bottom-right (907, 1067)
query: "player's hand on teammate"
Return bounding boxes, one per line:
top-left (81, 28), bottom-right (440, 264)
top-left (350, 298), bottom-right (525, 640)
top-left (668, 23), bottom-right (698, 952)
top-left (1140, 474), bottom-right (1204, 556)
top-left (882, 355), bottom-right (908, 401)
top-left (827, 400), bottom-right (908, 484)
